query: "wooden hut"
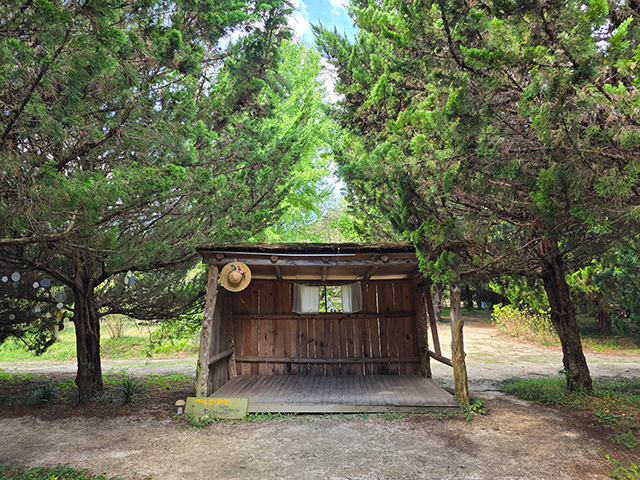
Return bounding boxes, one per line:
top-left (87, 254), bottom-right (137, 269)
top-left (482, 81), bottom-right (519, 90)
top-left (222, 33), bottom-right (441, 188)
top-left (194, 242), bottom-right (460, 413)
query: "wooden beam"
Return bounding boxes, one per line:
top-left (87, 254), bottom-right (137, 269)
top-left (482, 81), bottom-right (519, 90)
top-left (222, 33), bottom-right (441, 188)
top-left (364, 266), bottom-right (379, 281)
top-left (195, 265), bottom-right (219, 397)
top-left (233, 311), bottom-right (414, 320)
top-left (414, 278), bottom-right (431, 378)
top-left (235, 355), bottom-right (421, 364)
top-left (202, 258), bottom-right (418, 267)
top-left (208, 347), bottom-right (235, 366)
top-left (427, 349), bottom-right (453, 367)
top-left (274, 265), bottom-right (282, 280)
top-left (424, 279), bottom-right (442, 357)
top-left (228, 310), bottom-right (237, 379)
top-left (321, 266), bottom-right (328, 281)
top-left (406, 268), bottom-right (420, 280)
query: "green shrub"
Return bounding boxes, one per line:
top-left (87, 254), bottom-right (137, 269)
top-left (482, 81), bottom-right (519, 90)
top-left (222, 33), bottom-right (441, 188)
top-left (491, 304), bottom-right (559, 346)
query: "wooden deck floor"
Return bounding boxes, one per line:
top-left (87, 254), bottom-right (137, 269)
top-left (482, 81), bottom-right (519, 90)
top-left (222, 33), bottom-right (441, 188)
top-left (212, 375), bottom-right (459, 413)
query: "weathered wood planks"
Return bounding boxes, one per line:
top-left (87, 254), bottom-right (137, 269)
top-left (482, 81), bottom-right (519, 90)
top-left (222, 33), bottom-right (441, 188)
top-left (213, 375), bottom-right (459, 413)
top-left (224, 280), bottom-right (422, 381)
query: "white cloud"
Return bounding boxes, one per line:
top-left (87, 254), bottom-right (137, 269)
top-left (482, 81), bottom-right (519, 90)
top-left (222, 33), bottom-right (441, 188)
top-left (288, 12), bottom-right (311, 41)
top-left (327, 0), bottom-right (347, 16)
top-left (319, 59), bottom-right (344, 104)
top-left (288, 0), bottom-right (311, 41)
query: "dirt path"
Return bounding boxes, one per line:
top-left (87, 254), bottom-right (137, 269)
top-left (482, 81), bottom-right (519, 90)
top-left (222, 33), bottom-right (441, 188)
top-left (1, 318), bottom-right (639, 480)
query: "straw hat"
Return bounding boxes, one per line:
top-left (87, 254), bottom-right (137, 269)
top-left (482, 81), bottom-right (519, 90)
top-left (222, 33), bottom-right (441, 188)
top-left (220, 262), bottom-right (251, 292)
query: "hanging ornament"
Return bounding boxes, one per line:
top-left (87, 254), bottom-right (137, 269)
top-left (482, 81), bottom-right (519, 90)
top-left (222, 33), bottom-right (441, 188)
top-left (34, 306), bottom-right (41, 317)
top-left (56, 302), bottom-right (63, 309)
top-left (9, 314), bottom-right (15, 320)
top-left (11, 272), bottom-right (20, 282)
top-left (40, 278), bottom-right (50, 288)
top-left (45, 312), bottom-right (51, 318)
top-left (54, 290), bottom-right (67, 303)
top-left (1, 276), bottom-right (7, 283)
top-left (32, 282), bottom-right (39, 289)
top-left (57, 311), bottom-right (63, 320)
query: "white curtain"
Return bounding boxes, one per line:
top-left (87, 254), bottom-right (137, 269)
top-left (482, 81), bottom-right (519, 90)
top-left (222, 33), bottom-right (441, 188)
top-left (342, 282), bottom-right (363, 313)
top-left (292, 284), bottom-right (320, 313)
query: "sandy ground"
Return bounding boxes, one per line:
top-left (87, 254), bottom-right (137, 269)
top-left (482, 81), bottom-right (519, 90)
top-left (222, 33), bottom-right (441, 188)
top-left (1, 318), bottom-right (639, 480)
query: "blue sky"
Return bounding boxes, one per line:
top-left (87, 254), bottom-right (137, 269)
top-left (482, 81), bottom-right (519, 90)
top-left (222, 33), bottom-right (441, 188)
top-left (289, 0), bottom-right (356, 46)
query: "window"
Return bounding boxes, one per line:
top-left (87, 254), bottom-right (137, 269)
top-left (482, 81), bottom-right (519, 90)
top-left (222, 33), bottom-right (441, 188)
top-left (292, 282), bottom-right (362, 314)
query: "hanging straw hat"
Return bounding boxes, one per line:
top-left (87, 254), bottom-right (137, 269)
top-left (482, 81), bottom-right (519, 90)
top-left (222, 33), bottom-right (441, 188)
top-left (220, 262), bottom-right (251, 292)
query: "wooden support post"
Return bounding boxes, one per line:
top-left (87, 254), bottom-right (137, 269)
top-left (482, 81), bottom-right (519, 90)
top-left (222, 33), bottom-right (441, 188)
top-left (424, 278), bottom-right (442, 357)
top-left (450, 282), bottom-right (470, 408)
top-left (414, 278), bottom-right (431, 378)
top-left (228, 310), bottom-right (237, 379)
top-left (195, 265), bottom-right (219, 397)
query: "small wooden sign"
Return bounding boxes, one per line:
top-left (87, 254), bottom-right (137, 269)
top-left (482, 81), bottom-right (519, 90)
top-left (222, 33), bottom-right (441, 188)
top-left (185, 397), bottom-right (248, 419)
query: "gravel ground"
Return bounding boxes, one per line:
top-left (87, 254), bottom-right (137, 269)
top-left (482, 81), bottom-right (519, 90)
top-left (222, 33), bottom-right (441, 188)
top-left (0, 317), bottom-right (638, 480)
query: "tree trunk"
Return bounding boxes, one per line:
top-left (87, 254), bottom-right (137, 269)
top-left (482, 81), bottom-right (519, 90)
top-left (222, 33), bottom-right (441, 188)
top-left (195, 265), bottom-right (219, 397)
top-left (450, 283), bottom-right (470, 409)
top-left (73, 285), bottom-right (103, 397)
top-left (463, 284), bottom-right (473, 310)
top-left (540, 238), bottom-right (592, 392)
top-left (594, 291), bottom-right (613, 332)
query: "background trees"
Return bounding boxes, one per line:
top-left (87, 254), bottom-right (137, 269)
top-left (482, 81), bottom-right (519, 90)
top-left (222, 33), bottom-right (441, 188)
top-left (316, 0), bottom-right (640, 391)
top-left (0, 0), bottom-right (327, 396)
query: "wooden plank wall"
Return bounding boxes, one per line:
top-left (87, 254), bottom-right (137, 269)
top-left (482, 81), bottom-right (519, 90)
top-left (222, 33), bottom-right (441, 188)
top-left (232, 280), bottom-right (421, 376)
top-left (207, 292), bottom-right (231, 394)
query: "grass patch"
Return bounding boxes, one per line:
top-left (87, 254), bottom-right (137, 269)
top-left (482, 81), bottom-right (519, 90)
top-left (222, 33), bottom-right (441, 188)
top-left (608, 457), bottom-right (640, 480)
top-left (0, 320), bottom-right (199, 362)
top-left (576, 316), bottom-right (640, 353)
top-left (0, 370), bottom-right (194, 412)
top-left (501, 375), bottom-right (640, 475)
top-left (0, 464), bottom-right (125, 480)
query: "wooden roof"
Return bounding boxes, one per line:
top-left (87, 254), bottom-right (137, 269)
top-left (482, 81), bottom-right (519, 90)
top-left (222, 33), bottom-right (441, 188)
top-left (196, 242), bottom-right (420, 282)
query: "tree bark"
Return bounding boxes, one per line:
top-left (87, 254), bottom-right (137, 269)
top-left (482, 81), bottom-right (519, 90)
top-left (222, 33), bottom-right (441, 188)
top-left (450, 283), bottom-right (470, 408)
top-left (195, 265), bottom-right (219, 397)
top-left (595, 309), bottom-right (612, 332)
top-left (540, 238), bottom-right (592, 392)
top-left (73, 284), bottom-right (103, 397)
top-left (594, 291), bottom-right (613, 332)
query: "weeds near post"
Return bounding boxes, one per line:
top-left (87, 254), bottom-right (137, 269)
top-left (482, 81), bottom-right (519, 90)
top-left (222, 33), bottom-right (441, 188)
top-left (118, 371), bottom-right (145, 405)
top-left (462, 398), bottom-right (487, 422)
top-left (607, 456), bottom-right (640, 480)
top-left (25, 382), bottom-right (59, 405)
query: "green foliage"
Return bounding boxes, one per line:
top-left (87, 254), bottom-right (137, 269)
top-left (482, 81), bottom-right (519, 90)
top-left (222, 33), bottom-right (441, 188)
top-left (594, 241), bottom-right (640, 335)
top-left (608, 457), bottom-right (640, 480)
top-left (117, 371), bottom-right (146, 405)
top-left (0, 0), bottom-right (329, 396)
top-left (0, 464), bottom-right (123, 480)
top-left (25, 382), bottom-right (61, 406)
top-left (489, 277), bottom-right (549, 313)
top-left (491, 304), bottom-right (558, 346)
top-left (315, 0), bottom-right (640, 391)
top-left (610, 430), bottom-right (640, 450)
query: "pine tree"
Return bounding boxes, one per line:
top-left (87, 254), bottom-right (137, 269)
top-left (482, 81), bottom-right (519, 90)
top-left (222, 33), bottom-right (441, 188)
top-left (0, 0), bottom-right (323, 396)
top-left (316, 0), bottom-right (640, 391)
